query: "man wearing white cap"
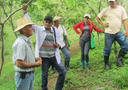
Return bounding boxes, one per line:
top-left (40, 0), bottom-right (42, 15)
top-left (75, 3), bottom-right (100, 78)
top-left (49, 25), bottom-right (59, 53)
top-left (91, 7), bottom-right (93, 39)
top-left (12, 17), bottom-right (42, 90)
top-left (96, 0), bottom-right (128, 69)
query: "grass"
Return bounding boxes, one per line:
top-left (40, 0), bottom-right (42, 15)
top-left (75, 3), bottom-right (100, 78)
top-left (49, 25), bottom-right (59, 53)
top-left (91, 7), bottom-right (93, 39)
top-left (1, 25), bottom-right (128, 90)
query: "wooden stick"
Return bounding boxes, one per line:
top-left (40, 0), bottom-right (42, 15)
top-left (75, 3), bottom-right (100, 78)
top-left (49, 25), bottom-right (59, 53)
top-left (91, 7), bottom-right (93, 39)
top-left (0, 24), bottom-right (4, 76)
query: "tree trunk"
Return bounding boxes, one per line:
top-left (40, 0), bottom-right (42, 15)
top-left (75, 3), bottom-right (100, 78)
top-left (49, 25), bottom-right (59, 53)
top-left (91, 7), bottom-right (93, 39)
top-left (0, 24), bottom-right (4, 76)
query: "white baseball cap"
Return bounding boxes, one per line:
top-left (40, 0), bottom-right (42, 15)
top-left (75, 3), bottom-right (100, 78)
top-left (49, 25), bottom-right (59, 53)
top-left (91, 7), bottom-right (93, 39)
top-left (84, 13), bottom-right (91, 18)
top-left (108, 0), bottom-right (115, 2)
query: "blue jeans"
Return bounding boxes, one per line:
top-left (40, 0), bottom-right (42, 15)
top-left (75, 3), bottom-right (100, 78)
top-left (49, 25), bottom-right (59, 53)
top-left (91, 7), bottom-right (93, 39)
top-left (41, 57), bottom-right (66, 90)
top-left (104, 32), bottom-right (128, 56)
top-left (15, 72), bottom-right (34, 90)
top-left (61, 46), bottom-right (70, 62)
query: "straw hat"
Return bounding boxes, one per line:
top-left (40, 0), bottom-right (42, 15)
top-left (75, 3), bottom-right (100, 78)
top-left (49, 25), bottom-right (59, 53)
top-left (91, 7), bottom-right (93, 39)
top-left (84, 13), bottom-right (91, 18)
top-left (53, 16), bottom-right (62, 21)
top-left (14, 17), bottom-right (33, 32)
top-left (108, 0), bottom-right (115, 2)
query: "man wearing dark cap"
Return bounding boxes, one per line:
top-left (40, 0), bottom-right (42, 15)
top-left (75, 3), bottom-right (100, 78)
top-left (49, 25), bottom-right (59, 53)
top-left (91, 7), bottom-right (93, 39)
top-left (22, 4), bottom-right (66, 90)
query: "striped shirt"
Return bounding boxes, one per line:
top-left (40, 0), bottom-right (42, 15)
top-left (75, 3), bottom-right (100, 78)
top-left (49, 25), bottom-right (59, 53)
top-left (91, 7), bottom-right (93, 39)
top-left (12, 34), bottom-right (35, 72)
top-left (39, 30), bottom-right (56, 57)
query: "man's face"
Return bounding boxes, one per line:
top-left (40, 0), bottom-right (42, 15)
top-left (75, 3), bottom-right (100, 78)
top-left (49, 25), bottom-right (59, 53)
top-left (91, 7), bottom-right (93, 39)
top-left (22, 25), bottom-right (33, 37)
top-left (43, 20), bottom-right (53, 29)
top-left (56, 20), bottom-right (60, 25)
top-left (109, 1), bottom-right (116, 8)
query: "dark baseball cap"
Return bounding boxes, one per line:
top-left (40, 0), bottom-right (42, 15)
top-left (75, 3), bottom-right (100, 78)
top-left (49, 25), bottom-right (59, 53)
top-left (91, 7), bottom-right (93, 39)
top-left (44, 16), bottom-right (53, 22)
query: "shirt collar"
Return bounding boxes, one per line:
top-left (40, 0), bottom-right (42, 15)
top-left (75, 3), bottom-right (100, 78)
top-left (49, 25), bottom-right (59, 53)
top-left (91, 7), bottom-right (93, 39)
top-left (42, 25), bottom-right (54, 33)
top-left (19, 34), bottom-right (31, 42)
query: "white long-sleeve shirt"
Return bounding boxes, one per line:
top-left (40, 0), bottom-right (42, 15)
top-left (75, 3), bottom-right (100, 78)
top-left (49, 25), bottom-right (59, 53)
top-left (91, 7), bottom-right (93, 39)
top-left (24, 12), bottom-right (61, 64)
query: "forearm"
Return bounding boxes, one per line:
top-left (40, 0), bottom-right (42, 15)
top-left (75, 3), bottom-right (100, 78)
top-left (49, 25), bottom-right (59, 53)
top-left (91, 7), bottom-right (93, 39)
top-left (73, 25), bottom-right (80, 34)
top-left (96, 17), bottom-right (104, 26)
top-left (94, 27), bottom-right (104, 33)
top-left (16, 60), bottom-right (37, 68)
top-left (123, 20), bottom-right (128, 32)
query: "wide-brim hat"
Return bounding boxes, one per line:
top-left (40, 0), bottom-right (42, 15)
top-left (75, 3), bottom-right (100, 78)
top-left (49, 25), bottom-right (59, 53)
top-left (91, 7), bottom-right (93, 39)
top-left (53, 16), bottom-right (62, 21)
top-left (84, 13), bottom-right (91, 18)
top-left (14, 17), bottom-right (34, 32)
top-left (108, 0), bottom-right (115, 2)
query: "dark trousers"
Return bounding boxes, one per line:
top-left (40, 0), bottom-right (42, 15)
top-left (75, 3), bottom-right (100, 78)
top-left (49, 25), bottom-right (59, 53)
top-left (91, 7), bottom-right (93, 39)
top-left (41, 56), bottom-right (66, 90)
top-left (79, 39), bottom-right (90, 64)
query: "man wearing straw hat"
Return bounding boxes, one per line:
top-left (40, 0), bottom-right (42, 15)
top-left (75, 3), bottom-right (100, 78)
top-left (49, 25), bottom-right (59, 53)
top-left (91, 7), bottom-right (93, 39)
top-left (12, 17), bottom-right (42, 90)
top-left (53, 16), bottom-right (70, 70)
top-left (22, 4), bottom-right (66, 90)
top-left (96, 0), bottom-right (128, 69)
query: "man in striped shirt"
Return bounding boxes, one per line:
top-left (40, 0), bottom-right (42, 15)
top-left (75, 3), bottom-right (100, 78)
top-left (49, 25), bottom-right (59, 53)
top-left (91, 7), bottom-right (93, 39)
top-left (22, 4), bottom-right (66, 90)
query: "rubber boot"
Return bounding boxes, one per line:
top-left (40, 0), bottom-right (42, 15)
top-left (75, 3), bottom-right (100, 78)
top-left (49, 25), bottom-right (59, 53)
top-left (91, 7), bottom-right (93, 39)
top-left (116, 50), bottom-right (125, 67)
top-left (85, 55), bottom-right (89, 68)
top-left (85, 61), bottom-right (89, 69)
top-left (104, 56), bottom-right (110, 70)
top-left (81, 62), bottom-right (85, 69)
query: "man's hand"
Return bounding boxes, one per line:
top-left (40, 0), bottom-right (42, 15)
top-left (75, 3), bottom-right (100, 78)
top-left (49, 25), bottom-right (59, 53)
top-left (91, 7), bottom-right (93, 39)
top-left (35, 57), bottom-right (42, 62)
top-left (101, 30), bottom-right (104, 33)
top-left (54, 43), bottom-right (60, 48)
top-left (103, 23), bottom-right (109, 28)
top-left (123, 32), bottom-right (128, 37)
top-left (35, 58), bottom-right (42, 67)
top-left (22, 4), bottom-right (28, 10)
top-left (66, 45), bottom-right (70, 50)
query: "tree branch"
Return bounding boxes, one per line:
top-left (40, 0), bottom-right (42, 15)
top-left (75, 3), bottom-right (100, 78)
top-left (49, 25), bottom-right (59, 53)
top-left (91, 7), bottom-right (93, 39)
top-left (114, 41), bottom-right (118, 59)
top-left (3, 0), bottom-right (32, 24)
top-left (0, 2), bottom-right (17, 37)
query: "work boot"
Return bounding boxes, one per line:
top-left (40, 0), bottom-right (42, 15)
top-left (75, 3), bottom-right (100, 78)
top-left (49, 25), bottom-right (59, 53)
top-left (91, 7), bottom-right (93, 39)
top-left (116, 51), bottom-right (125, 67)
top-left (104, 56), bottom-right (110, 70)
top-left (65, 61), bottom-right (70, 70)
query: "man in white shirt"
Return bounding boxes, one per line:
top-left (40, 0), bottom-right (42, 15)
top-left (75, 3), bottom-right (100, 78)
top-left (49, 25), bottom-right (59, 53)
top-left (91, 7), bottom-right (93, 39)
top-left (13, 17), bottom-right (42, 90)
top-left (53, 16), bottom-right (70, 70)
top-left (96, 0), bottom-right (128, 69)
